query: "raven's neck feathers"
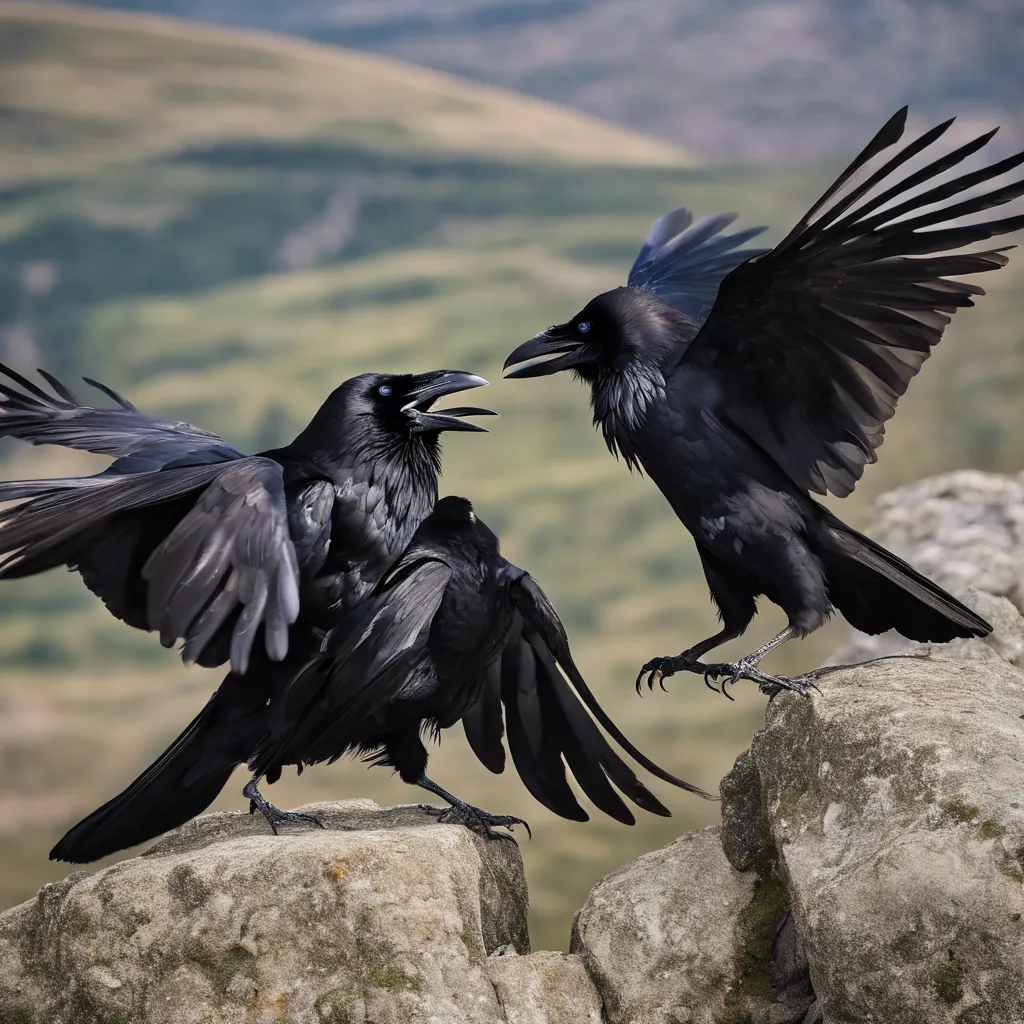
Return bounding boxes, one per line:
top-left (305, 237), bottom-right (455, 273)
top-left (586, 361), bottom-right (666, 471)
top-left (582, 288), bottom-right (696, 471)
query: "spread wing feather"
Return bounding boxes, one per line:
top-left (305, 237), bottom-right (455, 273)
top-left (0, 362), bottom-right (240, 470)
top-left (509, 572), bottom-right (713, 801)
top-left (461, 658), bottom-right (506, 774)
top-left (629, 210), bottom-right (768, 323)
top-left (0, 366), bottom-right (332, 672)
top-left (676, 107), bottom-right (1024, 497)
top-left (142, 459), bottom-right (306, 675)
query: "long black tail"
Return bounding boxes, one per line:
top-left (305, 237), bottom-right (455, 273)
top-left (50, 674), bottom-right (267, 863)
top-left (814, 511), bottom-right (990, 642)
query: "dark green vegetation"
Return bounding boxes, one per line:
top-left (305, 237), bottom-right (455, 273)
top-left (1, 4), bottom-right (1022, 951)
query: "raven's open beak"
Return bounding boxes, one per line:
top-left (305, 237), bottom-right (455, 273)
top-left (404, 371), bottom-right (497, 433)
top-left (503, 328), bottom-right (587, 379)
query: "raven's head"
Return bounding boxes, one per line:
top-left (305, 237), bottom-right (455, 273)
top-left (294, 370), bottom-right (494, 472)
top-left (503, 287), bottom-right (691, 383)
top-left (504, 287), bottom-right (695, 462)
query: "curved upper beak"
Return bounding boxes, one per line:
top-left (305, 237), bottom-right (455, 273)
top-left (503, 328), bottom-right (587, 379)
top-left (404, 371), bottom-right (497, 433)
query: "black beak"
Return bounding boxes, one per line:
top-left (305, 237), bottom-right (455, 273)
top-left (503, 328), bottom-right (588, 379)
top-left (404, 371), bottom-right (496, 433)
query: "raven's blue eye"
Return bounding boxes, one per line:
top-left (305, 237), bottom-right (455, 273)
top-left (578, 321), bottom-right (591, 334)
top-left (378, 385), bottom-right (392, 396)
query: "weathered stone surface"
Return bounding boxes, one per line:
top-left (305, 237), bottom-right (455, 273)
top-left (570, 825), bottom-right (813, 1024)
top-left (753, 655), bottom-right (1024, 1024)
top-left (487, 949), bottom-right (603, 1023)
top-left (831, 469), bottom-right (1024, 665)
top-left (0, 799), bottom-right (542, 1024)
top-left (720, 746), bottom-right (774, 874)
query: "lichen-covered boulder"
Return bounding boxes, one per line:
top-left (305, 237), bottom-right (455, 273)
top-left (569, 825), bottom-right (814, 1024)
top-left (752, 653), bottom-right (1024, 1024)
top-left (0, 799), bottom-right (601, 1024)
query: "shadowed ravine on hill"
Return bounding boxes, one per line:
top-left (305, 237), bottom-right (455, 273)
top-left (0, 3), bottom-right (1023, 953)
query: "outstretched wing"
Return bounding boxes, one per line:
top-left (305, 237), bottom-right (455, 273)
top-left (628, 209), bottom-right (768, 323)
top-left (473, 568), bottom-right (711, 825)
top-left (142, 459), bottom-right (313, 675)
top-left (675, 107), bottom-right (1024, 497)
top-left (0, 457), bottom-right (329, 674)
top-left (0, 366), bottom-right (333, 673)
top-left (254, 557), bottom-right (453, 770)
top-left (0, 363), bottom-right (241, 471)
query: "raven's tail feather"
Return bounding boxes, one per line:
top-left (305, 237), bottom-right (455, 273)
top-left (49, 675), bottom-right (264, 864)
top-left (815, 513), bottom-right (990, 641)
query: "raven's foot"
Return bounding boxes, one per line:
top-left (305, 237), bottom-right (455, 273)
top-left (635, 654), bottom-right (704, 694)
top-left (436, 801), bottom-right (531, 845)
top-left (243, 779), bottom-right (327, 836)
top-left (701, 661), bottom-right (820, 701)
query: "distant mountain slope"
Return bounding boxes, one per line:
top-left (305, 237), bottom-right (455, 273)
top-left (75, 0), bottom-right (1024, 161)
top-left (0, 1), bottom-right (691, 184)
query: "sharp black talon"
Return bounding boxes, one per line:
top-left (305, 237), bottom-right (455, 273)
top-left (438, 803), bottom-right (529, 844)
top-left (243, 778), bottom-right (324, 835)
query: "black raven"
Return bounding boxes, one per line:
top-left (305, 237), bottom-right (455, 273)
top-left (0, 364), bottom-right (491, 671)
top-left (0, 366), bottom-right (495, 862)
top-left (247, 496), bottom-right (710, 842)
top-left (505, 108), bottom-right (1024, 694)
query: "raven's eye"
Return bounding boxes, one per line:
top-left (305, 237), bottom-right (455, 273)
top-left (378, 385), bottom-right (392, 396)
top-left (577, 321), bottom-right (591, 334)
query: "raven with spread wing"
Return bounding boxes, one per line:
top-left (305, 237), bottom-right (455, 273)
top-left (505, 108), bottom-right (1024, 694)
top-left (248, 496), bottom-right (709, 840)
top-left (2, 367), bottom-right (496, 861)
top-left (0, 365), bottom-right (492, 671)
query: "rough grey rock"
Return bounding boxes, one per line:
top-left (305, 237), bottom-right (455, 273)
top-left (570, 825), bottom-right (813, 1024)
top-left (720, 746), bottom-right (774, 874)
top-left (830, 469), bottom-right (1024, 666)
top-left (487, 949), bottom-right (603, 1023)
top-left (750, 653), bottom-right (1024, 1024)
top-left (0, 799), bottom-right (607, 1024)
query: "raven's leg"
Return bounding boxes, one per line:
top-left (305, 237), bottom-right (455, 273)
top-left (637, 548), bottom-right (757, 693)
top-left (636, 625), bottom-right (746, 694)
top-left (702, 626), bottom-right (819, 699)
top-left (243, 773), bottom-right (326, 835)
top-left (415, 774), bottom-right (530, 844)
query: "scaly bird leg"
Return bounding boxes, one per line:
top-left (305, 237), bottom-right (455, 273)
top-left (415, 774), bottom-right (530, 844)
top-left (700, 626), bottom-right (819, 700)
top-left (636, 626), bottom-right (744, 694)
top-left (243, 773), bottom-right (326, 835)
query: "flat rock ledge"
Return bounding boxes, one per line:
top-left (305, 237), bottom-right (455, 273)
top-left (0, 801), bottom-right (600, 1024)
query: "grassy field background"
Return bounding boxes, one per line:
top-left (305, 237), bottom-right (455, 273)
top-left (0, 3), bottom-right (1022, 951)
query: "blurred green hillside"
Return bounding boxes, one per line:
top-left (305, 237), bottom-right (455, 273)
top-left (0, 3), bottom-right (1022, 951)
